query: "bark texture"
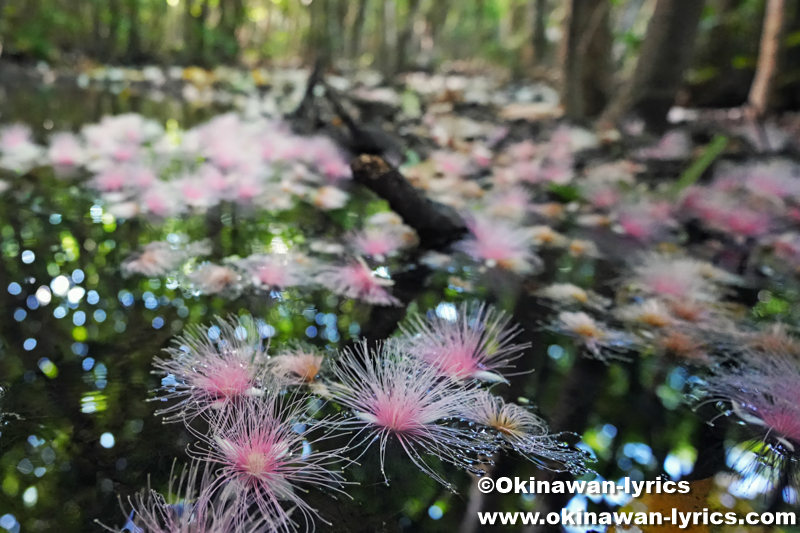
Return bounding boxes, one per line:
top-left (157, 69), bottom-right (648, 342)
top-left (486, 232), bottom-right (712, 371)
top-left (559, 0), bottom-right (613, 119)
top-left (748, 0), bottom-right (787, 116)
top-left (601, 0), bottom-right (706, 132)
top-left (350, 155), bottom-right (466, 250)
top-left (532, 0), bottom-right (548, 64)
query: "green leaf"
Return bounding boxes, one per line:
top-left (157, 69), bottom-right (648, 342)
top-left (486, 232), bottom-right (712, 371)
top-left (670, 135), bottom-right (728, 197)
top-left (548, 183), bottom-right (582, 202)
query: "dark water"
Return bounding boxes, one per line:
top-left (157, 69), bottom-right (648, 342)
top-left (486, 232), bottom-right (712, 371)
top-left (0, 79), bottom-right (793, 533)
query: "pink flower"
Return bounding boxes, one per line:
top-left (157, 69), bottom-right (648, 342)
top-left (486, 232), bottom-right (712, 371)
top-left (400, 302), bottom-right (529, 383)
top-left (471, 143), bottom-right (493, 168)
top-left (92, 167), bottom-right (129, 192)
top-left (629, 253), bottom-right (721, 302)
top-left (328, 342), bottom-right (492, 489)
top-left (507, 140), bottom-right (538, 162)
top-left (548, 126), bottom-right (574, 161)
top-left (633, 130), bottom-right (692, 160)
top-left (746, 168), bottom-right (800, 200)
top-left (264, 135), bottom-right (306, 163)
top-left (112, 143), bottom-right (139, 163)
top-left (100, 461), bottom-right (270, 533)
top-left (616, 299), bottom-right (675, 328)
top-left (537, 162), bottom-right (573, 185)
top-left (347, 227), bottom-right (407, 261)
top-left (128, 165), bottom-right (157, 190)
top-left (226, 173), bottom-right (264, 204)
top-left (176, 175), bottom-right (219, 209)
top-left (198, 164), bottom-right (229, 196)
top-left (616, 201), bottom-right (674, 241)
top-left (140, 182), bottom-right (184, 218)
top-left (309, 185), bottom-right (349, 210)
top-left (269, 345), bottom-right (326, 386)
top-left (706, 350), bottom-right (800, 455)
top-left (151, 316), bottom-right (269, 421)
top-left (192, 396), bottom-right (346, 531)
top-left (432, 151), bottom-right (471, 177)
top-left (537, 283), bottom-right (590, 305)
top-left (456, 215), bottom-right (540, 274)
top-left (483, 186), bottom-right (531, 221)
top-left (681, 188), bottom-right (729, 227)
top-left (723, 208), bottom-right (771, 238)
top-left (773, 233), bottom-right (800, 267)
top-left (304, 136), bottom-right (351, 183)
top-left (238, 254), bottom-right (307, 290)
top-left (582, 182), bottom-right (620, 209)
top-left (122, 241), bottom-right (208, 278)
top-left (0, 124), bottom-right (36, 152)
top-left (465, 392), bottom-right (590, 473)
top-left (188, 263), bottom-right (241, 295)
top-left (320, 159), bottom-right (352, 183)
top-left (552, 311), bottom-right (633, 358)
top-left (47, 132), bottom-right (85, 167)
top-left (314, 257), bottom-right (400, 306)
top-left (206, 138), bottom-right (252, 172)
top-left (512, 160), bottom-right (543, 183)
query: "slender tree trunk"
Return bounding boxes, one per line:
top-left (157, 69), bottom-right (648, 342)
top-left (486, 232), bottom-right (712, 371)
top-left (380, 0), bottom-right (397, 75)
top-left (125, 0), bottom-right (143, 63)
top-left (396, 0), bottom-right (422, 72)
top-left (217, 0), bottom-right (230, 62)
top-left (748, 0), bottom-right (787, 117)
top-left (349, 0), bottom-right (369, 59)
top-left (144, 0), bottom-right (168, 61)
top-left (184, 0), bottom-right (196, 63)
top-left (306, 0), bottom-right (331, 63)
top-left (198, 0), bottom-right (210, 65)
top-left (332, 0), bottom-right (348, 62)
top-left (601, 0), bottom-right (706, 132)
top-left (216, 0), bottom-right (244, 62)
top-left (559, 0), bottom-right (613, 119)
top-left (475, 0), bottom-right (486, 43)
top-left (91, 0), bottom-right (104, 59)
top-left (184, 0), bottom-right (209, 65)
top-left (532, 0), bottom-right (547, 64)
top-left (107, 0), bottom-right (123, 61)
top-left (428, 0), bottom-right (450, 56)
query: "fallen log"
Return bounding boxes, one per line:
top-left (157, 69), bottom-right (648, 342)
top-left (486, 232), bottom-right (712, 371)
top-left (350, 154), bottom-right (467, 250)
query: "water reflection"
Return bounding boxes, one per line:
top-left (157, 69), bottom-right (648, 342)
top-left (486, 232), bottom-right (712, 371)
top-left (0, 80), bottom-right (797, 533)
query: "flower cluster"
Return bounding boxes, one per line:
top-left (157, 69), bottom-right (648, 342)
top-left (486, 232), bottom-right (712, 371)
top-left (109, 304), bottom-right (589, 532)
top-left (703, 347), bottom-right (800, 486)
top-left (0, 113), bottom-right (353, 218)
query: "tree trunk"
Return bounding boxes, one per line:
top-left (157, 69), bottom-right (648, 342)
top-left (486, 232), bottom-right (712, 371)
top-left (107, 0), bottom-right (123, 61)
top-left (748, 0), bottom-right (787, 117)
top-left (601, 0), bottom-right (706, 132)
top-left (216, 0), bottom-right (244, 63)
top-left (217, 0), bottom-right (230, 62)
top-left (559, 0), bottom-right (613, 120)
top-left (396, 0), bottom-right (422, 72)
top-left (428, 0), bottom-right (450, 56)
top-left (306, 0), bottom-right (331, 64)
top-left (183, 0), bottom-right (209, 65)
top-left (349, 0), bottom-right (369, 60)
top-left (125, 0), bottom-right (143, 63)
top-left (475, 0), bottom-right (486, 43)
top-left (332, 0), bottom-right (348, 61)
top-left (380, 0), bottom-right (397, 75)
top-left (91, 0), bottom-right (104, 59)
top-left (532, 0), bottom-right (547, 64)
top-left (197, 0), bottom-right (210, 65)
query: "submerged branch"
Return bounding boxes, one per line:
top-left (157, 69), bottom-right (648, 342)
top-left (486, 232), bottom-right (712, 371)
top-left (350, 154), bottom-right (467, 250)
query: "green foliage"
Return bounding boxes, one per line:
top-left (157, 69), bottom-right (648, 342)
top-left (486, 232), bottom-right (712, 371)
top-left (671, 135), bottom-right (728, 198)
